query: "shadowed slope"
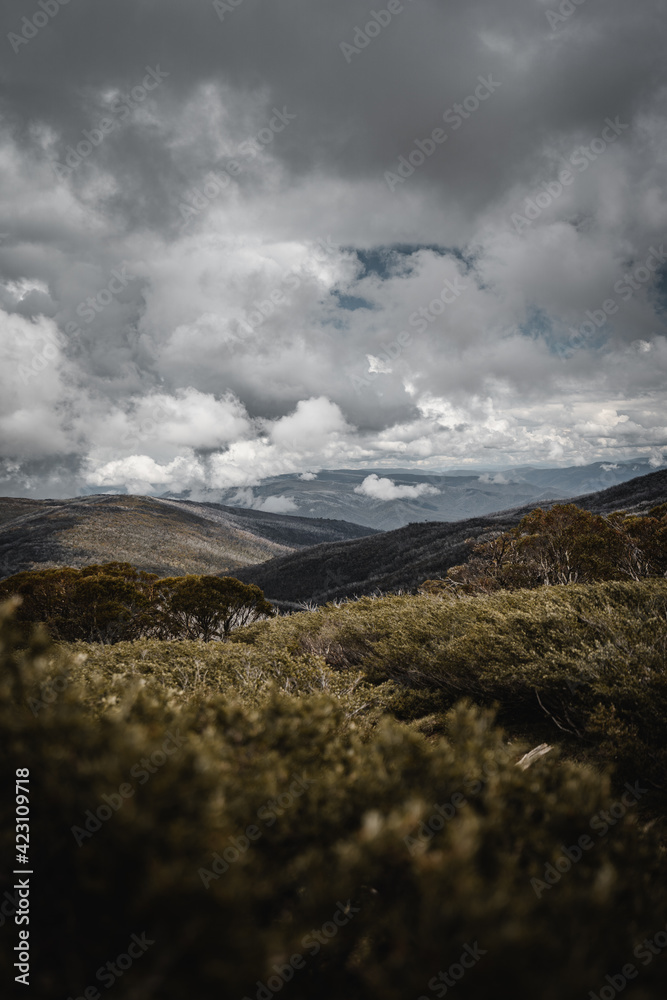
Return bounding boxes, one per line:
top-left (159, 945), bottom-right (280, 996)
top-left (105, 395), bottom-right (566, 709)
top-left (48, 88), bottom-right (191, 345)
top-left (236, 468), bottom-right (667, 606)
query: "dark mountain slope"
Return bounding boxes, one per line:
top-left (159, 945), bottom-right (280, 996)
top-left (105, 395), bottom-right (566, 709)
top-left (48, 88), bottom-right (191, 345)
top-left (235, 468), bottom-right (667, 607)
top-left (552, 467), bottom-right (667, 514)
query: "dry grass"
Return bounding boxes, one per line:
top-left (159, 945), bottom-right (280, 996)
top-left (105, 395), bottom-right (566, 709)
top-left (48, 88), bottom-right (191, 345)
top-left (53, 497), bottom-right (294, 576)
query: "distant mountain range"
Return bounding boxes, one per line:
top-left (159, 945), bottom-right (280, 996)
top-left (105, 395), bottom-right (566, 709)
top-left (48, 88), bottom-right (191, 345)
top-left (235, 468), bottom-right (667, 609)
top-left (162, 459), bottom-right (665, 531)
top-left (1, 465), bottom-right (665, 592)
top-left (0, 495), bottom-right (377, 581)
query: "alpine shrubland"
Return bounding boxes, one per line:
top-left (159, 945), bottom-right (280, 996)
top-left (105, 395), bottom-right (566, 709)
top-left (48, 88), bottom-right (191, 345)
top-left (0, 562), bottom-right (275, 644)
top-left (425, 502), bottom-right (667, 595)
top-left (2, 571), bottom-right (667, 998)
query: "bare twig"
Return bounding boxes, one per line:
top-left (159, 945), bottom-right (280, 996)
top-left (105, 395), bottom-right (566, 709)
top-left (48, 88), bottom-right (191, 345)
top-left (535, 688), bottom-right (583, 738)
top-left (515, 743), bottom-right (552, 770)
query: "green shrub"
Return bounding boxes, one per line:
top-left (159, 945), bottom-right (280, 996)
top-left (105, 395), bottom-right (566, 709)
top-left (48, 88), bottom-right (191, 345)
top-left (66, 634), bottom-right (395, 735)
top-left (432, 502), bottom-right (667, 594)
top-left (154, 574), bottom-right (275, 640)
top-left (228, 580), bottom-right (667, 813)
top-left (2, 601), bottom-right (667, 999)
top-left (0, 563), bottom-right (158, 643)
top-left (0, 565), bottom-right (275, 644)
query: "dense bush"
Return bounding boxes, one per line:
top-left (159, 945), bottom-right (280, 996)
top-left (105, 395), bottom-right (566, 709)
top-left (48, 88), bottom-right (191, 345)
top-left (65, 633), bottom-right (397, 734)
top-left (229, 579), bottom-right (667, 815)
top-left (0, 563), bottom-right (157, 643)
top-left (422, 502), bottom-right (667, 596)
top-left (2, 600), bottom-right (667, 999)
top-left (0, 563), bottom-right (274, 643)
top-left (155, 574), bottom-right (275, 641)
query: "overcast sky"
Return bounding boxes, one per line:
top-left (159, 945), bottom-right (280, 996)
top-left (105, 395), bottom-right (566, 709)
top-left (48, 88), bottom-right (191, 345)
top-left (1, 0), bottom-right (666, 498)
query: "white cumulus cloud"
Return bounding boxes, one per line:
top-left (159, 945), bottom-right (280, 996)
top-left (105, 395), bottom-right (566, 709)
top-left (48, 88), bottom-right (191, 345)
top-left (354, 474), bottom-right (440, 501)
top-left (226, 487), bottom-right (298, 513)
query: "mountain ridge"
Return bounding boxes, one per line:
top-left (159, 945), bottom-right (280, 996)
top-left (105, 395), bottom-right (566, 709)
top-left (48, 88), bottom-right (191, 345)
top-left (234, 467), bottom-right (667, 607)
top-left (0, 494), bottom-right (377, 581)
top-left (159, 458), bottom-right (663, 530)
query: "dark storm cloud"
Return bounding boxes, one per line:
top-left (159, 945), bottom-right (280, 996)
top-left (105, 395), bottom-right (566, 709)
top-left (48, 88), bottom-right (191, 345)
top-left (3, 0), bottom-right (664, 220)
top-left (0, 0), bottom-right (666, 495)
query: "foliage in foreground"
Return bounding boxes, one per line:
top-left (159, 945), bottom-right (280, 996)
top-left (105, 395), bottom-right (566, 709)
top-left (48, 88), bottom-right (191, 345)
top-left (0, 562), bottom-right (274, 643)
top-left (1, 598), bottom-right (667, 999)
top-left (228, 578), bottom-right (667, 813)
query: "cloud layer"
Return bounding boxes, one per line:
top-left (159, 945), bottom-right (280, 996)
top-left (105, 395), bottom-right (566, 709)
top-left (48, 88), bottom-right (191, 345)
top-left (1, 0), bottom-right (666, 497)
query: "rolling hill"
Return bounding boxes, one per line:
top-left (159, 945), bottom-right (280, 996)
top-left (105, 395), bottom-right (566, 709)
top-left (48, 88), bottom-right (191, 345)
top-left (235, 467), bottom-right (667, 607)
top-left (0, 494), bottom-right (377, 581)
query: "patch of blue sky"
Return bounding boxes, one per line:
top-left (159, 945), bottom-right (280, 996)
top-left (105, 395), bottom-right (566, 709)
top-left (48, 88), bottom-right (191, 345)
top-left (333, 290), bottom-right (376, 311)
top-left (519, 309), bottom-right (608, 357)
top-left (344, 244), bottom-right (456, 280)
